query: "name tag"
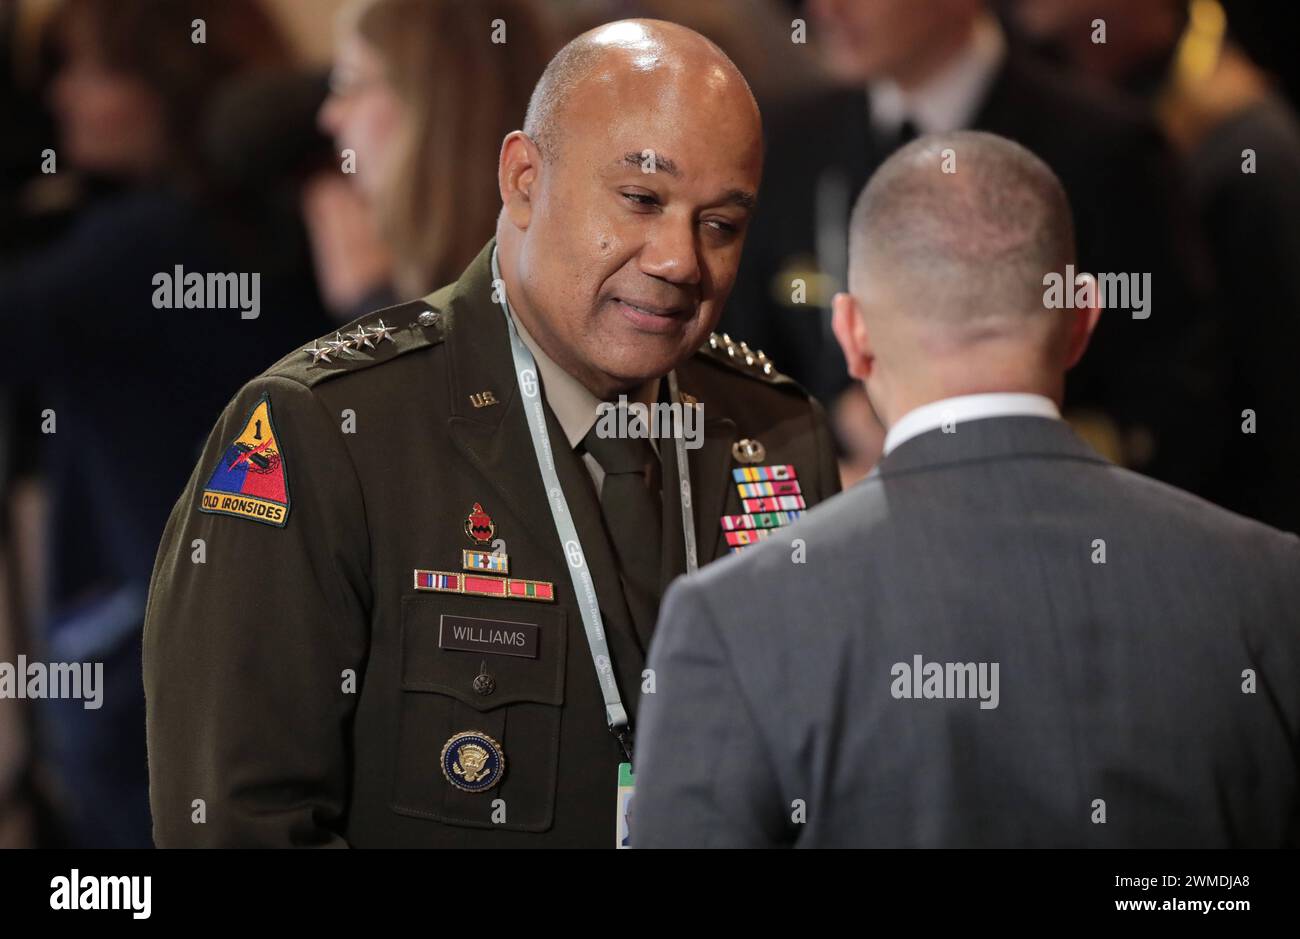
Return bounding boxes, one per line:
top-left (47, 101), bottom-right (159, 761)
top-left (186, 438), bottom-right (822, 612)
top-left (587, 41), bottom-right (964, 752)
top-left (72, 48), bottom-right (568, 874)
top-left (438, 614), bottom-right (539, 659)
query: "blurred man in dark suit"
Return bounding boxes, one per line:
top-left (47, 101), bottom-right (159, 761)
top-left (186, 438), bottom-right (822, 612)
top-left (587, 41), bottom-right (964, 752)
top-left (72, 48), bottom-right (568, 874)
top-left (1011, 0), bottom-right (1300, 533)
top-left (727, 0), bottom-right (1217, 492)
top-left (635, 132), bottom-right (1300, 848)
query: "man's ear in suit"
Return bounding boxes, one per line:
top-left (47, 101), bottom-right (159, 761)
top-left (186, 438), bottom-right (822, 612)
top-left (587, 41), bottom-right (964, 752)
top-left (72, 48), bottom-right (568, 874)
top-left (1063, 272), bottom-right (1103, 370)
top-left (832, 291), bottom-right (875, 382)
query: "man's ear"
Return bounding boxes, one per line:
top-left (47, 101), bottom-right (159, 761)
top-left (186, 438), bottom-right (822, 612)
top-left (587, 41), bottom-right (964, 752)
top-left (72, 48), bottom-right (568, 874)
top-left (1063, 272), bottom-right (1102, 370)
top-left (831, 291), bottom-right (873, 381)
top-left (499, 131), bottom-right (541, 230)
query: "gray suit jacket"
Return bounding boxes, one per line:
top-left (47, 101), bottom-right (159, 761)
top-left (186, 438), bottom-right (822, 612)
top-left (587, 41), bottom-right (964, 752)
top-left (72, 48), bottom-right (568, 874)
top-left (634, 417), bottom-right (1300, 847)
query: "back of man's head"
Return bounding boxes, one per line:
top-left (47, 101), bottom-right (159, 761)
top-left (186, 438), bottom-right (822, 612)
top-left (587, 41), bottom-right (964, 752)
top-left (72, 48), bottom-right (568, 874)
top-left (834, 130), bottom-right (1096, 422)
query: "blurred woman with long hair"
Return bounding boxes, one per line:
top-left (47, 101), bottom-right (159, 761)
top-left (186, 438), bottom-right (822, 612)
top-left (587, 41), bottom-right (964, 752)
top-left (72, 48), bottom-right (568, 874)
top-left (0, 0), bottom-right (325, 846)
top-left (307, 0), bottom-right (559, 314)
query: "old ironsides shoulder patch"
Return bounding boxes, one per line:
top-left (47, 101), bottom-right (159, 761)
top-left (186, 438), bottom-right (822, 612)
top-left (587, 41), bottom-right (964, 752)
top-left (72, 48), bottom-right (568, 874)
top-left (199, 394), bottom-right (291, 527)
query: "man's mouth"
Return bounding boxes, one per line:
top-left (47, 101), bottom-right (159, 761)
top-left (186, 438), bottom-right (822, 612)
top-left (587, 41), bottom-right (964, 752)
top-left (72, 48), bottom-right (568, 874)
top-left (611, 296), bottom-right (691, 334)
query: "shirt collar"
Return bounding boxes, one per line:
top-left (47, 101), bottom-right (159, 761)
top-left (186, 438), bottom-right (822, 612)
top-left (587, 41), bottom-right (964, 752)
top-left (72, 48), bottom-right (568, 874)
top-left (882, 392), bottom-right (1061, 456)
top-left (508, 308), bottom-right (659, 451)
top-left (869, 13), bottom-right (1007, 136)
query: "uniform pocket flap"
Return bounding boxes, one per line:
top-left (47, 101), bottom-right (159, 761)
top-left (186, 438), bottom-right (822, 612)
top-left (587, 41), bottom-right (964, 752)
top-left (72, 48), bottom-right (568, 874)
top-left (400, 596), bottom-right (566, 710)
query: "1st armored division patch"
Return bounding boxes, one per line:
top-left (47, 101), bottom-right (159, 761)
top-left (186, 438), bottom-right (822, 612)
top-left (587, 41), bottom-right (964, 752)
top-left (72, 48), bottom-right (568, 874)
top-left (199, 394), bottom-right (291, 526)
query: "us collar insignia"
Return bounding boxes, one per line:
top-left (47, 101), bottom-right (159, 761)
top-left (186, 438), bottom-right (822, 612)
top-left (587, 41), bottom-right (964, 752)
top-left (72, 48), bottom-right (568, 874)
top-left (720, 461), bottom-right (805, 554)
top-left (414, 503), bottom-right (555, 602)
top-left (441, 730), bottom-right (505, 792)
top-left (198, 394), bottom-right (290, 527)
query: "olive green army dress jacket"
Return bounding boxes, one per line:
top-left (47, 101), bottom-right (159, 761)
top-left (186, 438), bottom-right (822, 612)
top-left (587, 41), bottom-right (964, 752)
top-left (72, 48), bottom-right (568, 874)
top-left (143, 240), bottom-right (840, 847)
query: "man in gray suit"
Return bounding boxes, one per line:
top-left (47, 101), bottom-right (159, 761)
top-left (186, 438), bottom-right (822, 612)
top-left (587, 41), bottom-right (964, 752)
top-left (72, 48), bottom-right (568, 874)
top-left (632, 131), bottom-right (1300, 848)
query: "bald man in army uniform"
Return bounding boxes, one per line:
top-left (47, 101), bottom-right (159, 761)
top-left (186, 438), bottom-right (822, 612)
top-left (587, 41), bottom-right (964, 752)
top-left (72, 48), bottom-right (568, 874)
top-left (144, 19), bottom-right (839, 847)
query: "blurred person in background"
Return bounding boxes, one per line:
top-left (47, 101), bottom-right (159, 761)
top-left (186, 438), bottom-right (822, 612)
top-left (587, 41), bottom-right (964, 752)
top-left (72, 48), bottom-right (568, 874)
top-left (0, 0), bottom-right (61, 848)
top-left (725, 0), bottom-right (1218, 489)
top-left (305, 0), bottom-right (559, 319)
top-left (0, 0), bottom-right (329, 846)
top-left (1009, 0), bottom-right (1300, 532)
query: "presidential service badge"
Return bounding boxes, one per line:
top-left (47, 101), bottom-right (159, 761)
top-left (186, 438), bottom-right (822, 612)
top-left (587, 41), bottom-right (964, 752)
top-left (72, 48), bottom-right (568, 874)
top-left (199, 394), bottom-right (290, 526)
top-left (441, 730), bottom-right (505, 792)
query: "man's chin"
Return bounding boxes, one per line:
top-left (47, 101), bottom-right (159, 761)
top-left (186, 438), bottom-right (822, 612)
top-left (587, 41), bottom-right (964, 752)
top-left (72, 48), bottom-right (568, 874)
top-left (591, 346), bottom-right (690, 396)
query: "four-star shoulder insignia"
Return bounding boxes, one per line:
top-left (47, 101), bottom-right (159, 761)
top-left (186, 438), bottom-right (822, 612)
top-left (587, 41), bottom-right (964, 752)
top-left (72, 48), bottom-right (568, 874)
top-left (369, 317), bottom-right (397, 344)
top-left (304, 341), bottom-right (332, 365)
top-left (704, 332), bottom-right (778, 379)
top-left (303, 315), bottom-right (418, 368)
top-left (325, 331), bottom-right (355, 358)
top-left (274, 298), bottom-right (448, 387)
top-left (349, 325), bottom-right (375, 350)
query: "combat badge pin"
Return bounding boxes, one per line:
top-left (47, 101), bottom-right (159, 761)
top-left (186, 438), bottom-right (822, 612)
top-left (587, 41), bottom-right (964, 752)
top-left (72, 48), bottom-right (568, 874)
top-left (732, 438), bottom-right (767, 464)
top-left (441, 730), bottom-right (505, 792)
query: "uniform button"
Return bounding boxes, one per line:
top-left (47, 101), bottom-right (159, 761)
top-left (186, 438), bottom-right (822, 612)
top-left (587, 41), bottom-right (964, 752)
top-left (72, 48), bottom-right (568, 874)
top-left (417, 310), bottom-right (439, 326)
top-left (472, 672), bottom-right (496, 696)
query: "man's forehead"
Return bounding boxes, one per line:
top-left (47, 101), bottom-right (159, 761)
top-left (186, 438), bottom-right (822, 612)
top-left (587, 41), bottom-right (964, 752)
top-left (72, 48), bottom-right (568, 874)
top-left (564, 55), bottom-right (757, 133)
top-left (602, 151), bottom-right (757, 209)
top-left (616, 151), bottom-right (680, 177)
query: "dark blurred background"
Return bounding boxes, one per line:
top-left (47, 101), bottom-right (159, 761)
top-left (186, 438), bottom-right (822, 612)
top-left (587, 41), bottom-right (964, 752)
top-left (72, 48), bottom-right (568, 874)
top-left (1, 0), bottom-right (1297, 847)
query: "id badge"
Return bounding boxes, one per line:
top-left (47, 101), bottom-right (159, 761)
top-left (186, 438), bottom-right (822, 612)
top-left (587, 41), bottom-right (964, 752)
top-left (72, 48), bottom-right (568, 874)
top-left (615, 762), bottom-right (635, 848)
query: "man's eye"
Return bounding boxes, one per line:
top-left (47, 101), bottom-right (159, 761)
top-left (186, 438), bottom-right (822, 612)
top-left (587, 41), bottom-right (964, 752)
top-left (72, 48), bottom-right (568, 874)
top-left (705, 219), bottom-right (738, 234)
top-left (622, 192), bottom-right (657, 207)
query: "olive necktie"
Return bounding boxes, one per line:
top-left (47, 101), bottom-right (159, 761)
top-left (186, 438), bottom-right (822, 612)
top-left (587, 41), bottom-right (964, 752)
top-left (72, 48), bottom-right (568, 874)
top-left (581, 425), bottom-right (663, 638)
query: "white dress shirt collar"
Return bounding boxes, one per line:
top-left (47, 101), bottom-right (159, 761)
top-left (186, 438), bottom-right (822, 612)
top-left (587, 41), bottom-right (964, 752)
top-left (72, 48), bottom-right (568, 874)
top-left (868, 13), bottom-right (1007, 137)
top-left (882, 392), bottom-right (1061, 456)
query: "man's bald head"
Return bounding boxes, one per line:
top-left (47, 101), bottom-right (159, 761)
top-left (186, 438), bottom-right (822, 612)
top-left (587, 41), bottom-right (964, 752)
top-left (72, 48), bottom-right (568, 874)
top-left (850, 130), bottom-right (1075, 344)
top-left (833, 131), bottom-right (1099, 426)
top-left (523, 19), bottom-right (759, 161)
top-left (495, 18), bottom-right (764, 398)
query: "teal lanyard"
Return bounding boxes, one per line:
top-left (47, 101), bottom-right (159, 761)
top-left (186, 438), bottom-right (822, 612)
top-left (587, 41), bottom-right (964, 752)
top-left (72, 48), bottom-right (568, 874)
top-left (490, 248), bottom-right (698, 761)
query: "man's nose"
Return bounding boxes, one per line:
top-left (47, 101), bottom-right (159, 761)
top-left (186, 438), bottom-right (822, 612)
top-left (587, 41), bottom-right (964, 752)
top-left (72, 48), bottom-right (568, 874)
top-left (639, 217), bottom-right (702, 286)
